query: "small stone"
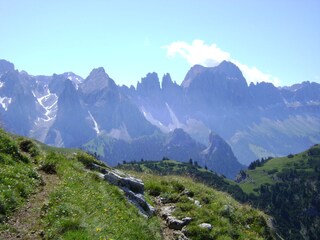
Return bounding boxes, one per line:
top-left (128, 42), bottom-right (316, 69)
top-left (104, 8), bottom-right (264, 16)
top-left (199, 223), bottom-right (212, 230)
top-left (167, 216), bottom-right (185, 230)
top-left (194, 200), bottom-right (201, 207)
top-left (160, 205), bottom-right (175, 219)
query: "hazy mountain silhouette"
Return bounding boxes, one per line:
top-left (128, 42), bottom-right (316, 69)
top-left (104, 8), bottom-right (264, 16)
top-left (1, 59), bottom-right (319, 177)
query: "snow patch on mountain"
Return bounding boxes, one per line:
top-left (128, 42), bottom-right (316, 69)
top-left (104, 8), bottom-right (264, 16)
top-left (88, 111), bottom-right (100, 135)
top-left (140, 106), bottom-right (169, 133)
top-left (165, 102), bottom-right (182, 130)
top-left (32, 88), bottom-right (58, 122)
top-left (0, 96), bottom-right (12, 111)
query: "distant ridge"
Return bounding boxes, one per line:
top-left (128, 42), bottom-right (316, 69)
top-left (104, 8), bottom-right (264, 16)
top-left (0, 59), bottom-right (319, 175)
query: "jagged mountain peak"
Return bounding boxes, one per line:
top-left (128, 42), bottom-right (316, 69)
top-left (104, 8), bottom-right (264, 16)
top-left (88, 67), bottom-right (109, 79)
top-left (161, 73), bottom-right (173, 88)
top-left (182, 61), bottom-right (247, 89)
top-left (215, 60), bottom-right (243, 77)
top-left (161, 73), bottom-right (180, 90)
top-left (165, 128), bottom-right (194, 146)
top-left (181, 64), bottom-right (206, 88)
top-left (48, 74), bottom-right (70, 95)
top-left (207, 132), bottom-right (228, 151)
top-left (0, 58), bottom-right (319, 179)
top-left (62, 72), bottom-right (84, 85)
top-left (81, 67), bottom-right (116, 95)
top-left (0, 59), bottom-right (15, 75)
top-left (137, 72), bottom-right (161, 93)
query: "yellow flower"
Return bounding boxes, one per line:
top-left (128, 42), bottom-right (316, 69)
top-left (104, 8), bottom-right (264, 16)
top-left (96, 227), bottom-right (101, 232)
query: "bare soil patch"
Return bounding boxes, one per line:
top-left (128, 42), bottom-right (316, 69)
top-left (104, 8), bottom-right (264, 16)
top-left (0, 171), bottom-right (59, 240)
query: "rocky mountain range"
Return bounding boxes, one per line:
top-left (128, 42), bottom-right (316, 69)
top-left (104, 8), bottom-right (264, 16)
top-left (0, 59), bottom-right (319, 178)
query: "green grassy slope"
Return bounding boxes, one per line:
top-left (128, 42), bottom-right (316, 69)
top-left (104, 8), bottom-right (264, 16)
top-left (239, 145), bottom-right (320, 194)
top-left (0, 130), bottom-right (40, 223)
top-left (119, 149), bottom-right (320, 240)
top-left (118, 160), bottom-right (247, 201)
top-left (238, 144), bottom-right (320, 239)
top-left (0, 129), bottom-right (161, 239)
top-left (0, 128), bottom-right (275, 239)
top-left (119, 161), bottom-right (275, 240)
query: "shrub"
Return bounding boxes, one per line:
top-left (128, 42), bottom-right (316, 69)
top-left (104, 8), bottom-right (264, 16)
top-left (185, 225), bottom-right (213, 240)
top-left (201, 196), bottom-right (211, 204)
top-left (40, 152), bottom-right (59, 174)
top-left (76, 152), bottom-right (100, 167)
top-left (308, 148), bottom-right (320, 156)
top-left (146, 181), bottom-right (166, 196)
top-left (0, 132), bottom-right (29, 163)
top-left (40, 162), bottom-right (57, 174)
top-left (267, 169), bottom-right (278, 175)
top-left (172, 181), bottom-right (185, 193)
top-left (19, 139), bottom-right (40, 157)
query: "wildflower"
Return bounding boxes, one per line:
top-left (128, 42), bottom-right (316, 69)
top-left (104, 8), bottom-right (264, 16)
top-left (96, 227), bottom-right (101, 232)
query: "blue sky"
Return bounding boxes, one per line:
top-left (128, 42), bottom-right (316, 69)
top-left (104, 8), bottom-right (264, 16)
top-left (1, 0), bottom-right (319, 87)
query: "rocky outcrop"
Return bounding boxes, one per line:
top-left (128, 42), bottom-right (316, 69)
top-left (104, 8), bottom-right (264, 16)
top-left (88, 163), bottom-right (154, 217)
top-left (166, 216), bottom-right (192, 230)
top-left (104, 169), bottom-right (145, 194)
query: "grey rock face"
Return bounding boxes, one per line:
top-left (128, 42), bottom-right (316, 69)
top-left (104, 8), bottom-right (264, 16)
top-left (46, 79), bottom-right (95, 147)
top-left (104, 170), bottom-right (144, 194)
top-left (1, 58), bottom-right (319, 172)
top-left (102, 168), bottom-right (154, 216)
top-left (82, 67), bottom-right (116, 95)
top-left (0, 59), bottom-right (14, 74)
top-left (202, 132), bottom-right (244, 178)
top-left (182, 217), bottom-right (192, 225)
top-left (137, 72), bottom-right (161, 95)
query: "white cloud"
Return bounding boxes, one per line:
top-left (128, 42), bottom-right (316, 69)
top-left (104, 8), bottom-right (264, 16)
top-left (165, 40), bottom-right (229, 67)
top-left (234, 61), bottom-right (280, 86)
top-left (164, 40), bottom-right (280, 86)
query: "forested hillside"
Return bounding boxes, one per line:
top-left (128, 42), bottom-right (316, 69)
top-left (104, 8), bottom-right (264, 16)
top-left (237, 144), bottom-right (320, 239)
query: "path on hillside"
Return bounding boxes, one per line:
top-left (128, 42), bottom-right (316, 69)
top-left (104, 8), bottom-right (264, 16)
top-left (153, 197), bottom-right (189, 240)
top-left (0, 171), bottom-right (59, 240)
